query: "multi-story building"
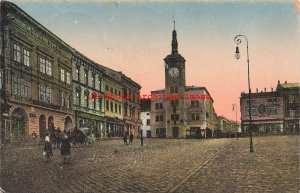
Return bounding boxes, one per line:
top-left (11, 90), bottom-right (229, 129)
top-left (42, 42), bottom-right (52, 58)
top-left (0, 1), bottom-right (141, 142)
top-left (277, 81), bottom-right (300, 134)
top-left (121, 74), bottom-right (141, 136)
top-left (140, 99), bottom-right (151, 138)
top-left (240, 81), bottom-right (299, 134)
top-left (102, 68), bottom-right (124, 138)
top-left (72, 51), bottom-right (105, 139)
top-left (0, 1), bottom-right (74, 142)
top-left (150, 25), bottom-right (218, 139)
top-left (217, 116), bottom-right (239, 133)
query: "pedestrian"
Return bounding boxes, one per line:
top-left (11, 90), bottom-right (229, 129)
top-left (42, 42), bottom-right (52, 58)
top-left (123, 134), bottom-right (128, 145)
top-left (31, 131), bottom-right (37, 143)
top-left (43, 136), bottom-right (53, 162)
top-left (129, 132), bottom-right (133, 144)
top-left (60, 133), bottom-right (71, 164)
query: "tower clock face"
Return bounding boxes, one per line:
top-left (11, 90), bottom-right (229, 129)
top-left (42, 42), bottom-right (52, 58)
top-left (169, 67), bottom-right (179, 78)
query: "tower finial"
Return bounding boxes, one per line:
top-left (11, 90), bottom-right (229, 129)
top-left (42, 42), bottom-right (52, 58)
top-left (173, 15), bottom-right (175, 30)
top-left (171, 17), bottom-right (178, 54)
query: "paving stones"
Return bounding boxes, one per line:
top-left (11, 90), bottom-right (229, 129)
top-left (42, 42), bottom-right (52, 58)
top-left (0, 136), bottom-right (298, 193)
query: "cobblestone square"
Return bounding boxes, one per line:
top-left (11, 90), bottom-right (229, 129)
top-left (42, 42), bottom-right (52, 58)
top-left (0, 135), bottom-right (299, 193)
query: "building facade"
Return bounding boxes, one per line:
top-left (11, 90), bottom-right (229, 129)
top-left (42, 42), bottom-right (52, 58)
top-left (140, 99), bottom-right (151, 138)
top-left (150, 26), bottom-right (218, 139)
top-left (1, 1), bottom-right (74, 142)
top-left (121, 74), bottom-right (141, 136)
top-left (240, 81), bottom-right (299, 135)
top-left (0, 1), bottom-right (141, 142)
top-left (72, 51), bottom-right (105, 139)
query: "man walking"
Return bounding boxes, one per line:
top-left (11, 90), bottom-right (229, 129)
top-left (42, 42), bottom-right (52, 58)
top-left (129, 132), bottom-right (133, 144)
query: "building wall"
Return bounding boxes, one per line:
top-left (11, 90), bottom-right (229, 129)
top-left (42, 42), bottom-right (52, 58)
top-left (240, 82), bottom-right (300, 134)
top-left (141, 111), bottom-right (150, 137)
top-left (1, 2), bottom-right (74, 141)
top-left (122, 75), bottom-right (141, 136)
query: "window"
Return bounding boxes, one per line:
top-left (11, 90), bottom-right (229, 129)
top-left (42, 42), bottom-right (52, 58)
top-left (170, 87), bottom-right (178, 93)
top-left (23, 49), bottom-right (30, 66)
top-left (267, 107), bottom-right (278, 115)
top-left (110, 102), bottom-right (113, 112)
top-left (119, 104), bottom-right (121, 114)
top-left (92, 76), bottom-right (95, 89)
top-left (110, 87), bottom-right (113, 94)
top-left (66, 94), bottom-right (70, 108)
top-left (39, 85), bottom-right (51, 103)
top-left (105, 85), bottom-right (109, 91)
top-left (245, 108), bottom-right (257, 116)
top-left (155, 103), bottom-right (163, 110)
top-left (84, 92), bottom-right (89, 108)
top-left (40, 57), bottom-right (52, 76)
top-left (0, 71), bottom-right (3, 90)
top-left (46, 87), bottom-right (52, 103)
top-left (84, 70), bottom-right (88, 84)
top-left (99, 79), bottom-right (102, 91)
top-left (99, 97), bottom-right (103, 112)
top-left (191, 100), bottom-right (200, 107)
top-left (39, 58), bottom-right (46, 73)
top-left (192, 113), bottom-right (200, 121)
top-left (115, 104), bottom-right (118, 113)
top-left (289, 109), bottom-right (297, 117)
top-left (288, 95), bottom-right (295, 103)
top-left (39, 85), bottom-right (45, 101)
top-left (171, 99), bottom-right (179, 106)
top-left (146, 119), bottom-right (150, 126)
top-left (61, 92), bottom-right (65, 107)
top-left (60, 69), bottom-right (65, 82)
top-left (75, 90), bottom-right (81, 106)
top-left (75, 67), bottom-right (80, 81)
top-left (66, 72), bottom-right (71, 84)
top-left (92, 99), bottom-right (96, 110)
top-left (13, 44), bottom-right (21, 62)
top-left (155, 115), bottom-right (160, 122)
top-left (13, 77), bottom-right (31, 98)
top-left (124, 105), bottom-right (128, 116)
top-left (45, 60), bottom-right (52, 75)
top-left (171, 114), bottom-right (179, 121)
top-left (155, 115), bottom-right (163, 122)
top-left (106, 100), bottom-right (109, 111)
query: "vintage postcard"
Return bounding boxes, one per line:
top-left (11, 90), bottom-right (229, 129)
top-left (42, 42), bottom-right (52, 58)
top-left (0, 0), bottom-right (299, 192)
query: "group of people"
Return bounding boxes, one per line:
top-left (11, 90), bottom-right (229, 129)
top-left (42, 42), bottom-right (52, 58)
top-left (43, 130), bottom-right (71, 164)
top-left (123, 131), bottom-right (144, 146)
top-left (123, 132), bottom-right (134, 145)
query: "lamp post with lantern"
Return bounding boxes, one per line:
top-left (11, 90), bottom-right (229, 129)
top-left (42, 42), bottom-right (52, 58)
top-left (234, 35), bottom-right (254, 153)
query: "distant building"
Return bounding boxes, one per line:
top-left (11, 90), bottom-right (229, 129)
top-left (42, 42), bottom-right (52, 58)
top-left (150, 25), bottom-right (218, 139)
top-left (217, 116), bottom-right (240, 134)
top-left (240, 81), bottom-right (299, 135)
top-left (140, 99), bottom-right (151, 138)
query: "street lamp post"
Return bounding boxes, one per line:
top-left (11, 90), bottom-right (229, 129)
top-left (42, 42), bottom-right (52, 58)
top-left (234, 35), bottom-right (254, 153)
top-left (232, 104), bottom-right (238, 133)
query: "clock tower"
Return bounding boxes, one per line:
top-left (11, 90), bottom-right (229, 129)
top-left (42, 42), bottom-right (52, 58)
top-left (164, 22), bottom-right (186, 138)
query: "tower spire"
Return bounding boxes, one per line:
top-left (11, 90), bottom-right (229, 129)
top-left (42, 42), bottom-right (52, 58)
top-left (171, 17), bottom-right (178, 54)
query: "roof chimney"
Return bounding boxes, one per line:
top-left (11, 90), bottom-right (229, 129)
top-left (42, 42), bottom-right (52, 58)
top-left (278, 80), bottom-right (280, 84)
top-left (271, 87), bottom-right (273, 91)
top-left (256, 88), bottom-right (258, 93)
top-left (264, 88), bottom-right (266, 92)
top-left (285, 81), bottom-right (287, 84)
